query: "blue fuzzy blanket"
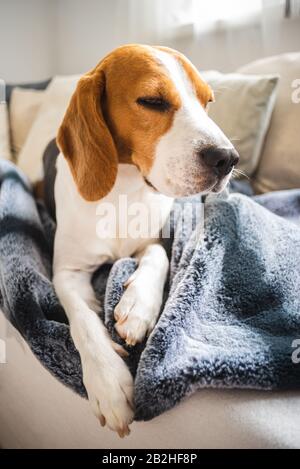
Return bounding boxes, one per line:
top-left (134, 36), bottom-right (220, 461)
top-left (1, 159), bottom-right (300, 421)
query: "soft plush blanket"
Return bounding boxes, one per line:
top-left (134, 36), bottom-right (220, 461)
top-left (1, 158), bottom-right (300, 421)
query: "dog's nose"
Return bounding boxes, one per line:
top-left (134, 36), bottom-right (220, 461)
top-left (201, 147), bottom-right (239, 177)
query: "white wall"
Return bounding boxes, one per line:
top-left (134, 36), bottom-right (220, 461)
top-left (0, 0), bottom-right (57, 82)
top-left (54, 0), bottom-right (300, 75)
top-left (0, 0), bottom-right (300, 82)
top-left (51, 0), bottom-right (300, 75)
top-left (169, 16), bottom-right (300, 72)
top-left (55, 0), bottom-right (123, 75)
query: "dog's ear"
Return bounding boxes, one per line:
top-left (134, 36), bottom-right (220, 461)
top-left (57, 65), bottom-right (118, 201)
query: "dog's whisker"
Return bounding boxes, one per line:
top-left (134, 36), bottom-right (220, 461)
top-left (233, 168), bottom-right (250, 180)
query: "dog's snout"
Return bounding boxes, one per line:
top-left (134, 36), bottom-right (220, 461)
top-left (201, 147), bottom-right (239, 177)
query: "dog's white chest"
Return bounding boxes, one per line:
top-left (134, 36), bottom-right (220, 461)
top-left (54, 156), bottom-right (173, 268)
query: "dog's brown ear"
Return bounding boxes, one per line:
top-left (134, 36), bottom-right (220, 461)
top-left (57, 65), bottom-right (118, 201)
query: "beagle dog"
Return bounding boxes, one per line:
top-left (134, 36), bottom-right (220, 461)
top-left (52, 44), bottom-right (239, 437)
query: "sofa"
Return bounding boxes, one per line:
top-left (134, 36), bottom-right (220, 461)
top-left (1, 52), bottom-right (300, 449)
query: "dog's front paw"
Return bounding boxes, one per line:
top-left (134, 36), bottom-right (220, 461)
top-left (114, 277), bottom-right (160, 346)
top-left (83, 349), bottom-right (134, 437)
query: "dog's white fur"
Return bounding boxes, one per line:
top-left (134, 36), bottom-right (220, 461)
top-left (53, 48), bottom-right (235, 435)
top-left (53, 158), bottom-right (172, 434)
top-left (148, 50), bottom-right (233, 197)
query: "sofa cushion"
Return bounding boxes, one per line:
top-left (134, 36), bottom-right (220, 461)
top-left (17, 75), bottom-right (80, 181)
top-left (201, 70), bottom-right (279, 177)
top-left (238, 52), bottom-right (300, 193)
top-left (5, 79), bottom-right (51, 107)
top-left (10, 87), bottom-right (45, 157)
top-left (0, 102), bottom-right (13, 161)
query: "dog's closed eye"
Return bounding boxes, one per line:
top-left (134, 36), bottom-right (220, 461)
top-left (136, 96), bottom-right (171, 112)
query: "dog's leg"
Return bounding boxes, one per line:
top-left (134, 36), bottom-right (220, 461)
top-left (114, 243), bottom-right (169, 346)
top-left (53, 269), bottom-right (134, 437)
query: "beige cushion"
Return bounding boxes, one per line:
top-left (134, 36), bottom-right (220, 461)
top-left (0, 102), bottom-right (13, 161)
top-left (238, 52), bottom-right (300, 193)
top-left (10, 88), bottom-right (45, 157)
top-left (17, 75), bottom-right (80, 181)
top-left (201, 70), bottom-right (279, 177)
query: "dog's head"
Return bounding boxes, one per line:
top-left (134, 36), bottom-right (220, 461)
top-left (57, 44), bottom-right (239, 201)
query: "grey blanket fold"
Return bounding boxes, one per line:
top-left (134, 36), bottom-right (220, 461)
top-left (1, 159), bottom-right (300, 421)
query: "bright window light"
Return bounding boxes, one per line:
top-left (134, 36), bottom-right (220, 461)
top-left (173, 0), bottom-right (264, 33)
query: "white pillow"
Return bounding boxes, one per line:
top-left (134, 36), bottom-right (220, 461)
top-left (0, 102), bottom-right (13, 161)
top-left (17, 75), bottom-right (80, 181)
top-left (238, 52), bottom-right (300, 193)
top-left (10, 87), bottom-right (45, 157)
top-left (201, 71), bottom-right (279, 176)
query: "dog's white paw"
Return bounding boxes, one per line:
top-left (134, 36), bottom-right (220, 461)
top-left (114, 276), bottom-right (160, 346)
top-left (83, 348), bottom-right (134, 437)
